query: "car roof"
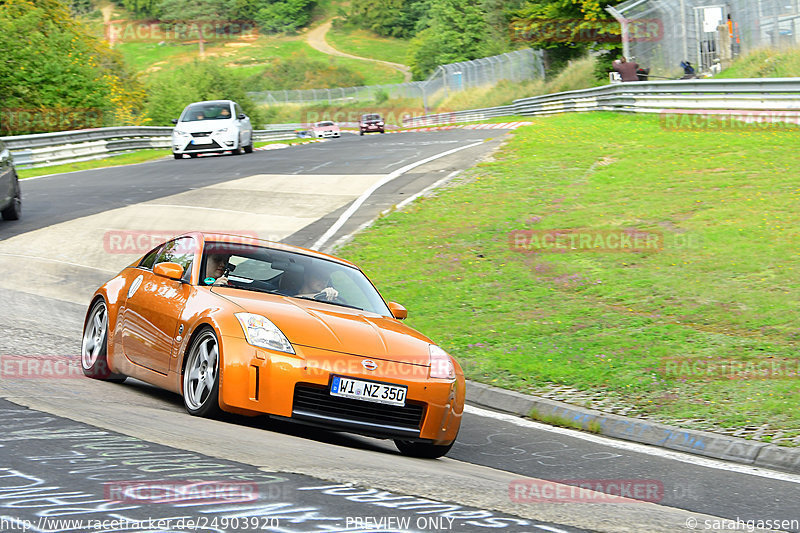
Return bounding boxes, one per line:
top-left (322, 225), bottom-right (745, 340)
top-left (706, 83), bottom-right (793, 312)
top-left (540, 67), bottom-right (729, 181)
top-left (185, 100), bottom-right (235, 106)
top-left (178, 232), bottom-right (357, 268)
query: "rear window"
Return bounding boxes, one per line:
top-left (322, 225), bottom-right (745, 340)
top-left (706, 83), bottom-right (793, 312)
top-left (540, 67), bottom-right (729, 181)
top-left (362, 114), bottom-right (381, 121)
top-left (316, 121), bottom-right (335, 127)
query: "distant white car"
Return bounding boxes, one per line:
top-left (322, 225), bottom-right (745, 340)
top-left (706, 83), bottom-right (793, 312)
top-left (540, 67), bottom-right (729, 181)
top-left (311, 121), bottom-right (340, 139)
top-left (171, 100), bottom-right (253, 159)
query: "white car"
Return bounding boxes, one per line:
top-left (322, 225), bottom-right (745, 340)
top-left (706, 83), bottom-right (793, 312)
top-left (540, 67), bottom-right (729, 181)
top-left (0, 139), bottom-right (21, 221)
top-left (171, 100), bottom-right (253, 159)
top-left (311, 121), bottom-right (340, 138)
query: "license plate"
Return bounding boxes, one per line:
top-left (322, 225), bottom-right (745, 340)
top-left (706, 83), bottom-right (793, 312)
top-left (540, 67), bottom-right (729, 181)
top-left (191, 138), bottom-right (213, 144)
top-left (330, 376), bottom-right (407, 407)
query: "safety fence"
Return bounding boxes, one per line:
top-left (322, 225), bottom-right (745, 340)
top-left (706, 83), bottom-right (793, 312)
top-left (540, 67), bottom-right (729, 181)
top-left (609, 0), bottom-right (800, 78)
top-left (246, 49), bottom-right (546, 106)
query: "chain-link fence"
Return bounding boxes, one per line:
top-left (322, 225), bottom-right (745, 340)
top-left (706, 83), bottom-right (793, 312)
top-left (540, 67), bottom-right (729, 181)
top-left (246, 49), bottom-right (545, 106)
top-left (609, 0), bottom-right (800, 79)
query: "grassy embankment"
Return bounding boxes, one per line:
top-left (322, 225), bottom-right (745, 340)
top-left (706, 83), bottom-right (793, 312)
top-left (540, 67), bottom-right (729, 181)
top-left (337, 112), bottom-right (800, 442)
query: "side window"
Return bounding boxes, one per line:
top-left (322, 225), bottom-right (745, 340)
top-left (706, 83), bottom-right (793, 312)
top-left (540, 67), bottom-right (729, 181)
top-left (138, 246), bottom-right (162, 270)
top-left (155, 237), bottom-right (197, 282)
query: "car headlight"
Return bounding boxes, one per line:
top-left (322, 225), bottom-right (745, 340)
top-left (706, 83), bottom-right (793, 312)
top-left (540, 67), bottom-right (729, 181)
top-left (429, 344), bottom-right (455, 379)
top-left (214, 128), bottom-right (229, 134)
top-left (174, 130), bottom-right (189, 136)
top-left (235, 313), bottom-right (294, 354)
top-left (377, 122), bottom-right (384, 126)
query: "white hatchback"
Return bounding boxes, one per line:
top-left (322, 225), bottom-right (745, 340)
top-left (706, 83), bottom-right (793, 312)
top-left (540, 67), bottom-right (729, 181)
top-left (172, 100), bottom-right (253, 159)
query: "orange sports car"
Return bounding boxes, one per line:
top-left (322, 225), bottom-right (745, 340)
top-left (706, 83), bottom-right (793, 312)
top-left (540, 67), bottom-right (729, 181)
top-left (81, 232), bottom-right (465, 458)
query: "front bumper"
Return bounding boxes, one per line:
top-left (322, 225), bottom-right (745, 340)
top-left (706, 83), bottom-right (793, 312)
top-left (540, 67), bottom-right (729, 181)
top-left (172, 133), bottom-right (239, 154)
top-left (218, 337), bottom-right (463, 444)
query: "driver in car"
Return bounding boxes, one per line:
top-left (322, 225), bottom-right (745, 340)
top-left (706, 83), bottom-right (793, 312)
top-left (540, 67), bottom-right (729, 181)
top-left (295, 264), bottom-right (338, 301)
top-left (205, 253), bottom-right (231, 286)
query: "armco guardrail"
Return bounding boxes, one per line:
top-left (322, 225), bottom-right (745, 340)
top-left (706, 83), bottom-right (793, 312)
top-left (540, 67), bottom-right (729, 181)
top-left (403, 78), bottom-right (800, 126)
top-left (5, 79), bottom-right (799, 169)
top-left (1, 126), bottom-right (298, 169)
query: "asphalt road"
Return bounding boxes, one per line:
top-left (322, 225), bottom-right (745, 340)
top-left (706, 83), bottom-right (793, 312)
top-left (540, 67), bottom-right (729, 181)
top-left (0, 130), bottom-right (796, 533)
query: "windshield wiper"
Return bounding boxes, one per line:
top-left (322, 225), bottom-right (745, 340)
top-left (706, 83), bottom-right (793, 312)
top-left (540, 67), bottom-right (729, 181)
top-left (293, 296), bottom-right (365, 311)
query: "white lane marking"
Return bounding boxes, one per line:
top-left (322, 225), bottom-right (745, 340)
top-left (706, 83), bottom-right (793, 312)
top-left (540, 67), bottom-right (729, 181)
top-left (394, 170), bottom-right (460, 211)
top-left (464, 405), bottom-right (800, 484)
top-left (312, 141), bottom-right (484, 250)
top-left (0, 252), bottom-right (117, 273)
top-left (305, 160), bottom-right (333, 173)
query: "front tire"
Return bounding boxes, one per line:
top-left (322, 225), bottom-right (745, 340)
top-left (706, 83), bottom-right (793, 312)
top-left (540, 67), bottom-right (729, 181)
top-left (244, 142), bottom-right (254, 154)
top-left (1, 190), bottom-right (21, 221)
top-left (173, 153), bottom-right (182, 160)
top-left (183, 328), bottom-right (221, 417)
top-left (81, 299), bottom-right (126, 382)
top-left (394, 439), bottom-right (454, 459)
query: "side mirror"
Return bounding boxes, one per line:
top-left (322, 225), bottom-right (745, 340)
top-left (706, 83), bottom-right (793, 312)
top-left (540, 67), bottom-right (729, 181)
top-left (153, 262), bottom-right (185, 280)
top-left (388, 301), bottom-right (407, 320)
top-left (237, 113), bottom-right (247, 120)
top-left (171, 118), bottom-right (178, 124)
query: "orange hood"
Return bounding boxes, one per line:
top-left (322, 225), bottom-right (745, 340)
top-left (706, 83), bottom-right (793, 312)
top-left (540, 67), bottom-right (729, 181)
top-left (213, 288), bottom-right (432, 365)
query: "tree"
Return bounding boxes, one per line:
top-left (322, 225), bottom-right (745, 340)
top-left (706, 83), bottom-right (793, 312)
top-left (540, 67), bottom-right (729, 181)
top-left (513, 0), bottom-right (623, 73)
top-left (0, 0), bottom-right (146, 134)
top-left (407, 0), bottom-right (492, 80)
top-left (255, 0), bottom-right (316, 34)
top-left (157, 0), bottom-right (229, 57)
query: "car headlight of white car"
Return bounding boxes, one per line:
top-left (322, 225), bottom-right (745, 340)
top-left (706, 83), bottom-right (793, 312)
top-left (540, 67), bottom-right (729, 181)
top-left (214, 127), bottom-right (229, 135)
top-left (174, 130), bottom-right (189, 137)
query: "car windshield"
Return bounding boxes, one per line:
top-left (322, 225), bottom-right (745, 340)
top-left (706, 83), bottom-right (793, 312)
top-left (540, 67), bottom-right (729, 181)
top-left (316, 121), bottom-right (334, 127)
top-left (181, 104), bottom-right (232, 122)
top-left (201, 241), bottom-right (392, 317)
top-left (363, 115), bottom-right (381, 121)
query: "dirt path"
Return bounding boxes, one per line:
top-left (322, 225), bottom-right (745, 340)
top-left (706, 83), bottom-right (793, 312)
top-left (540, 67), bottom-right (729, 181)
top-left (306, 20), bottom-right (413, 83)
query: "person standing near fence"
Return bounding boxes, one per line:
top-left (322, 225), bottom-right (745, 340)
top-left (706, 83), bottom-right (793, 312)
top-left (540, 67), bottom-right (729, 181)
top-left (613, 56), bottom-right (640, 82)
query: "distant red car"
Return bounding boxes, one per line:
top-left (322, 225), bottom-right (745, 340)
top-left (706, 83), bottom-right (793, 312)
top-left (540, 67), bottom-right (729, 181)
top-left (312, 121), bottom-right (340, 139)
top-left (360, 114), bottom-right (385, 135)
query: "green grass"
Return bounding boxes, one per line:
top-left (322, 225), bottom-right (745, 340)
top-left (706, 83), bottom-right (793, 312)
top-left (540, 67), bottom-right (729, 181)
top-left (530, 409), bottom-right (602, 434)
top-left (18, 149), bottom-right (170, 179)
top-left (326, 27), bottom-right (411, 66)
top-left (716, 47), bottom-right (800, 78)
top-left (338, 112), bottom-right (800, 433)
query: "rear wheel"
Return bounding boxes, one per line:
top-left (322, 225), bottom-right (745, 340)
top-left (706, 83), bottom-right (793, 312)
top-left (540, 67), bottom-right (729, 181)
top-left (81, 299), bottom-right (126, 382)
top-left (189, 153), bottom-right (198, 158)
top-left (183, 328), bottom-right (221, 417)
top-left (244, 142), bottom-right (254, 154)
top-left (394, 439), bottom-right (454, 459)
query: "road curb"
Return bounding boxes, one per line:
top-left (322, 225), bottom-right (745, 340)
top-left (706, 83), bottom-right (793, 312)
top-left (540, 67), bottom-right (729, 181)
top-left (465, 380), bottom-right (800, 474)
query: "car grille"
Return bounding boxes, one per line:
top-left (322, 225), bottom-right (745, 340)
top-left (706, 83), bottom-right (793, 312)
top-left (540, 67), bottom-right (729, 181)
top-left (184, 140), bottom-right (223, 151)
top-left (292, 384), bottom-right (425, 437)
top-left (191, 132), bottom-right (212, 137)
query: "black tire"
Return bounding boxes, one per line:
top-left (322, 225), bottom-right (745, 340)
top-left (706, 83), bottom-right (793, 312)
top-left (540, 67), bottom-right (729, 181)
top-left (244, 142), bottom-right (254, 154)
top-left (182, 328), bottom-right (222, 417)
top-left (360, 131), bottom-right (364, 136)
top-left (81, 299), bottom-right (127, 382)
top-left (189, 153), bottom-right (198, 158)
top-left (173, 153), bottom-right (182, 160)
top-left (394, 439), bottom-right (454, 459)
top-left (1, 186), bottom-right (20, 221)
